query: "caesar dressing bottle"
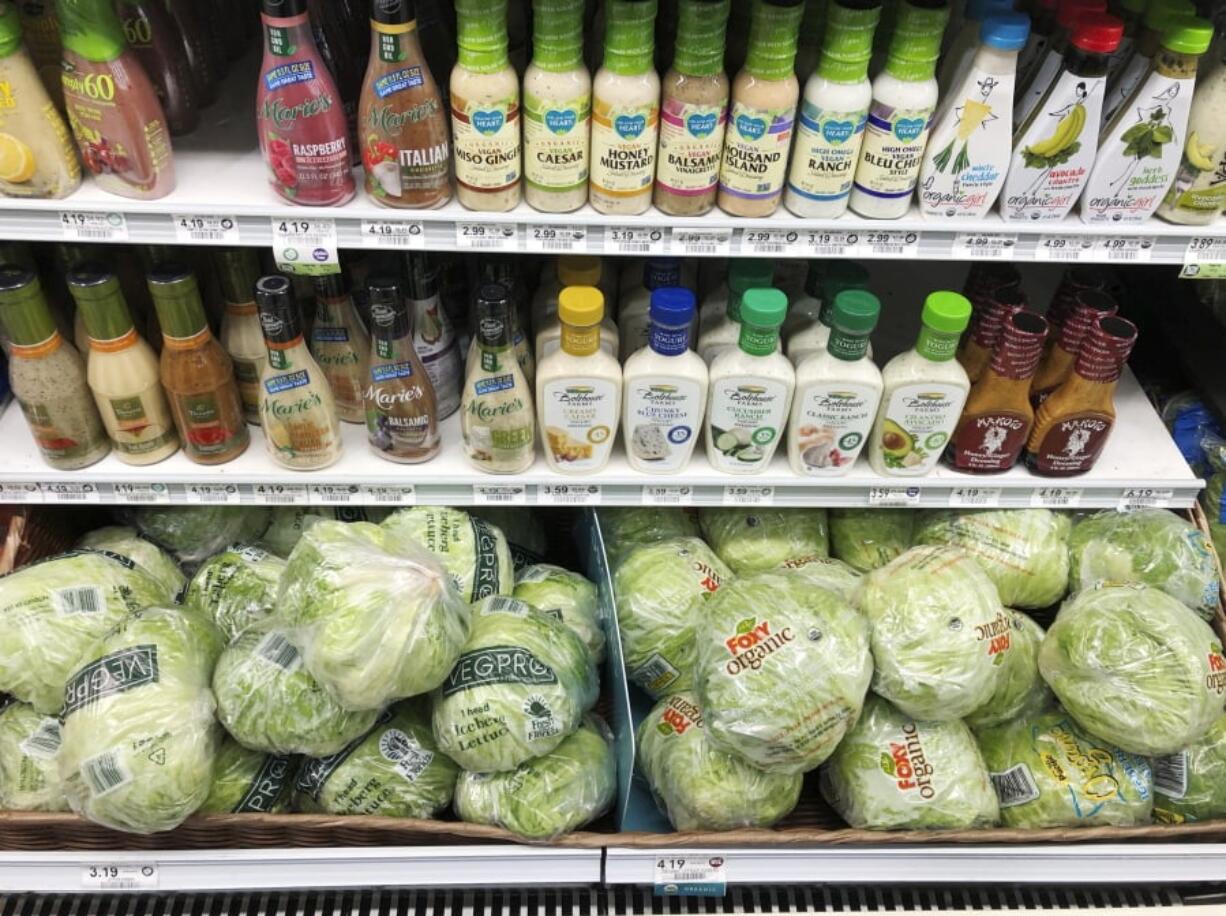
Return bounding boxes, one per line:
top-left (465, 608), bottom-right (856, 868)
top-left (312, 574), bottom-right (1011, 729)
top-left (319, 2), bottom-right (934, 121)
top-left (310, 273), bottom-right (369, 424)
top-left (786, 260), bottom-right (871, 365)
top-left (214, 248), bottom-right (266, 425)
top-left (697, 258), bottom-right (775, 365)
top-left (618, 257), bottom-right (684, 359)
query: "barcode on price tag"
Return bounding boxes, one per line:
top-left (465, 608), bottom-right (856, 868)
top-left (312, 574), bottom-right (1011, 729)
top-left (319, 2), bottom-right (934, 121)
top-left (951, 233), bottom-right (1017, 260)
top-left (525, 224), bottom-right (590, 252)
top-left (654, 855), bottom-right (727, 897)
top-left (252, 484), bottom-right (309, 505)
top-left (722, 485), bottom-right (774, 506)
top-left (950, 486), bottom-right (1002, 508)
top-left (60, 211), bottom-right (128, 242)
top-left (1095, 236), bottom-right (1154, 262)
top-left (868, 486), bottom-right (921, 507)
top-left (740, 228), bottom-right (799, 255)
top-left (1180, 237), bottom-right (1226, 279)
top-left (358, 485), bottom-right (417, 504)
top-left (642, 485), bottom-right (693, 505)
top-left (82, 864), bottom-right (158, 890)
top-left (0, 483), bottom-right (42, 502)
top-left (361, 220), bottom-right (426, 249)
top-left (605, 225), bottom-right (664, 254)
top-left (538, 484), bottom-right (602, 505)
top-left (173, 213), bottom-right (239, 245)
top-left (1035, 234), bottom-right (1091, 261)
top-left (806, 229), bottom-right (859, 257)
top-left (1030, 486), bottom-right (1082, 508)
top-left (311, 484), bottom-right (359, 504)
top-left (185, 483), bottom-right (242, 505)
top-left (858, 230), bottom-right (920, 258)
top-left (456, 222), bottom-right (518, 249)
top-left (473, 485), bottom-right (528, 505)
top-left (672, 227), bottom-right (733, 256)
top-left (111, 482), bottom-right (172, 504)
top-left (1118, 487), bottom-right (1173, 510)
top-left (271, 217), bottom-right (340, 276)
top-left (40, 482), bottom-right (101, 503)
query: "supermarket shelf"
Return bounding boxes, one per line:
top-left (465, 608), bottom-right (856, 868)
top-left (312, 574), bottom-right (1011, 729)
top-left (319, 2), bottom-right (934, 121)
top-left (0, 370), bottom-right (1200, 508)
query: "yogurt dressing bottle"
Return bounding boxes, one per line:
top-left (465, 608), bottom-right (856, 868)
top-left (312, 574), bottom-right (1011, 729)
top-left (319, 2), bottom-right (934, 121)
top-left (780, 260), bottom-right (825, 342)
top-left (623, 287), bottom-right (709, 473)
top-left (618, 257), bottom-right (684, 360)
top-left (786, 260), bottom-right (871, 365)
top-left (705, 288), bottom-right (794, 474)
top-left (918, 14), bottom-right (1029, 219)
top-left (697, 258), bottom-right (774, 365)
top-left (784, 0), bottom-right (880, 218)
top-left (868, 290), bottom-right (971, 476)
top-left (788, 289), bottom-right (882, 476)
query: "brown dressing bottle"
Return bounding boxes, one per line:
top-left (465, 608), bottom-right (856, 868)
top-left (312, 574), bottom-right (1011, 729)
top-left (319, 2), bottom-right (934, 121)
top-left (113, 0), bottom-right (199, 135)
top-left (958, 284), bottom-right (1028, 384)
top-left (1030, 288), bottom-right (1117, 405)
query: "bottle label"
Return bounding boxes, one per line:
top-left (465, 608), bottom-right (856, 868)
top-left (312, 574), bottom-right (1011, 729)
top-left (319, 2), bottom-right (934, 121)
top-left (787, 99), bottom-right (868, 204)
top-left (361, 99), bottom-right (450, 199)
top-left (1162, 140), bottom-right (1226, 217)
top-left (264, 61), bottom-right (318, 91)
top-left (523, 90), bottom-right (591, 192)
top-left (625, 377), bottom-right (703, 472)
top-left (792, 381), bottom-right (878, 475)
top-left (1083, 72), bottom-right (1195, 224)
top-left (541, 377), bottom-right (619, 470)
top-left (1002, 70), bottom-right (1107, 223)
top-left (875, 382), bottom-right (967, 475)
top-left (175, 392), bottom-right (245, 457)
top-left (232, 357), bottom-right (263, 418)
top-left (1102, 52), bottom-right (1149, 128)
top-left (411, 293), bottom-right (462, 418)
top-left (852, 101), bottom-right (933, 201)
top-left (1029, 411), bottom-right (1113, 474)
top-left (949, 409), bottom-right (1031, 471)
top-left (451, 93), bottom-right (521, 192)
top-left (656, 97), bottom-right (727, 195)
top-left (718, 99), bottom-right (794, 200)
top-left (590, 98), bottom-right (659, 196)
top-left (463, 367), bottom-right (534, 470)
top-left (106, 388), bottom-right (177, 457)
top-left (707, 375), bottom-right (791, 472)
top-left (18, 398), bottom-right (104, 461)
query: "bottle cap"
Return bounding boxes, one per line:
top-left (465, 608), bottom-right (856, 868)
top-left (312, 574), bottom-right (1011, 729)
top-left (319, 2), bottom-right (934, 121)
top-left (921, 291), bottom-right (972, 334)
top-left (262, 0), bottom-right (310, 16)
top-left (980, 13), bottom-right (1029, 49)
top-left (65, 265), bottom-right (121, 302)
top-left (740, 288), bottom-right (787, 328)
top-left (830, 290), bottom-right (881, 334)
top-left (1143, 0), bottom-right (1193, 33)
top-left (559, 286), bottom-right (605, 326)
top-left (69, 268), bottom-right (134, 341)
top-left (367, 277), bottom-right (411, 339)
top-left (479, 282), bottom-right (512, 306)
top-left (729, 258), bottom-right (775, 294)
top-left (822, 261), bottom-right (870, 301)
top-left (1071, 13), bottom-right (1124, 52)
top-left (1162, 15), bottom-right (1213, 54)
top-left (650, 287), bottom-right (697, 327)
top-left (255, 274), bottom-right (303, 344)
top-left (558, 255), bottom-right (602, 287)
top-left (673, 0), bottom-right (731, 76)
top-left (372, 0), bottom-right (416, 25)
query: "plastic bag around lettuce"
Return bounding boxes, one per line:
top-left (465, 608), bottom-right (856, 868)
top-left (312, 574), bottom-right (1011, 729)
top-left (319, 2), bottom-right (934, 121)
top-left (185, 545), bottom-right (286, 642)
top-left (295, 701), bottom-right (458, 818)
top-left (131, 506), bottom-right (271, 569)
top-left (213, 622), bottom-right (380, 756)
top-left (829, 509), bottom-right (915, 573)
top-left (475, 507), bottom-right (548, 570)
top-left (0, 549), bottom-right (175, 713)
top-left (1068, 509), bottom-right (1220, 621)
top-left (1153, 713), bottom-right (1226, 823)
top-left (598, 507), bottom-right (701, 570)
top-left (860, 546), bottom-right (1007, 722)
top-left (914, 509), bottom-right (1071, 609)
top-left (433, 596), bottom-right (598, 772)
top-left (1039, 584), bottom-right (1226, 757)
top-left (636, 692), bottom-right (802, 831)
top-left (820, 695), bottom-right (1000, 830)
top-left (513, 564), bottom-right (605, 663)
top-left (1200, 473), bottom-right (1226, 564)
top-left (258, 507), bottom-right (392, 558)
top-left (0, 700), bottom-right (68, 811)
top-left (455, 715), bottom-right (616, 839)
top-left (698, 508), bottom-right (829, 575)
top-left (778, 555), bottom-right (864, 607)
top-left (381, 507), bottom-right (514, 602)
top-left (965, 612), bottom-right (1054, 732)
top-left (977, 710), bottom-right (1152, 828)
top-left (280, 521), bottom-right (471, 711)
top-left (695, 570), bottom-right (872, 774)
top-left (78, 526), bottom-right (186, 600)
top-left (199, 737), bottom-right (296, 814)
top-left (614, 537), bottom-right (732, 699)
top-left (59, 606), bottom-right (223, 834)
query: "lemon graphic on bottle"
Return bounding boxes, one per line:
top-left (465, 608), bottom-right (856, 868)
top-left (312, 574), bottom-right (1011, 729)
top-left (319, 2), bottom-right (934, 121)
top-left (0, 133), bottom-right (35, 183)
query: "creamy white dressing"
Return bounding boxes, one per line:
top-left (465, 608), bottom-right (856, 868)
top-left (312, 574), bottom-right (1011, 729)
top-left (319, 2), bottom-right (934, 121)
top-left (617, 257), bottom-right (683, 359)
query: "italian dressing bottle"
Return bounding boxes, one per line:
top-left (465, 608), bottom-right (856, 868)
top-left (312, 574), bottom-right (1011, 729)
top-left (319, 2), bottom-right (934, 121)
top-left (215, 248), bottom-right (266, 425)
top-left (622, 287), bottom-right (708, 473)
top-left (918, 14), bottom-right (1028, 219)
top-left (705, 287), bottom-right (794, 474)
top-left (849, 0), bottom-right (948, 218)
top-left (788, 289), bottom-right (882, 476)
top-left (536, 286), bottom-right (622, 474)
top-left (1081, 17), bottom-right (1212, 224)
top-left (784, 0), bottom-right (879, 219)
top-left (697, 258), bottom-right (774, 365)
top-left (868, 291), bottom-right (971, 476)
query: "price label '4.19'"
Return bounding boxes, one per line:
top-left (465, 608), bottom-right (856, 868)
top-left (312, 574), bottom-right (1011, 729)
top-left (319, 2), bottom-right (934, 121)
top-left (525, 224), bottom-right (590, 253)
top-left (272, 217), bottom-right (340, 276)
top-left (173, 213), bottom-right (240, 245)
top-left (472, 485), bottom-right (528, 505)
top-left (1030, 486), bottom-right (1082, 508)
top-left (60, 211), bottom-right (128, 242)
top-left (1118, 487), bottom-right (1173, 510)
top-left (949, 486), bottom-right (1001, 508)
top-left (184, 483), bottom-right (242, 505)
top-left (655, 856), bottom-right (727, 897)
top-left (111, 482), bottom-right (172, 504)
top-left (251, 483), bottom-right (309, 505)
top-left (41, 482), bottom-right (101, 503)
top-left (361, 220), bottom-right (426, 249)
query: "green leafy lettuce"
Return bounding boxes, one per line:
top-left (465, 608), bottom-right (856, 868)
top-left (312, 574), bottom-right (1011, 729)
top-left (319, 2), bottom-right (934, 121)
top-left (965, 612), bottom-right (1054, 732)
top-left (513, 563), bottom-right (604, 662)
top-left (829, 509), bottom-right (915, 572)
top-left (199, 737), bottom-right (296, 813)
top-left (1153, 713), bottom-right (1226, 823)
top-left (698, 508), bottom-right (829, 575)
top-left (475, 507), bottom-right (548, 570)
top-left (185, 545), bottom-right (286, 642)
top-left (78, 526), bottom-right (186, 599)
top-left (131, 506), bottom-right (271, 569)
top-left (0, 700), bottom-right (68, 811)
top-left (258, 507), bottom-right (392, 558)
top-left (778, 555), bottom-right (864, 606)
top-left (598, 507), bottom-right (701, 570)
top-left (381, 507), bottom-right (514, 602)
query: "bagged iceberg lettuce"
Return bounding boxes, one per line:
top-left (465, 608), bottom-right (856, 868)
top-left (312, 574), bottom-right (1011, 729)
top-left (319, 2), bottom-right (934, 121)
top-left (914, 509), bottom-right (1070, 609)
top-left (513, 564), bottom-right (604, 662)
top-left (78, 526), bottom-right (186, 599)
top-left (280, 521), bottom-right (471, 711)
top-left (614, 537), bottom-right (732, 698)
top-left (1068, 509), bottom-right (1220, 620)
top-left (475, 507), bottom-right (548, 570)
top-left (698, 508), bottom-right (829, 574)
top-left (381, 507), bottom-right (514, 602)
top-left (637, 692), bottom-right (802, 831)
top-left (695, 570), bottom-right (872, 773)
top-left (598, 507), bottom-right (701, 569)
top-left (0, 549), bottom-right (174, 713)
top-left (0, 700), bottom-right (68, 810)
top-left (433, 596), bottom-right (597, 772)
top-left (1039, 584), bottom-right (1226, 756)
top-left (1153, 713), bottom-right (1226, 823)
top-left (259, 507), bottom-right (391, 558)
top-left (454, 716), bottom-right (616, 839)
top-left (185, 545), bottom-right (286, 642)
top-left (829, 509), bottom-right (915, 572)
top-left (296, 702), bottom-right (458, 817)
top-left (199, 738), bottom-right (295, 813)
top-left (860, 546), bottom-right (1007, 721)
top-left (965, 612), bottom-right (1053, 732)
top-left (59, 606), bottom-right (223, 834)
top-left (132, 506), bottom-right (271, 568)
top-left (780, 555), bottom-right (863, 606)
top-left (977, 711), bottom-right (1152, 828)
top-left (213, 622), bottom-right (379, 756)
top-left (820, 695), bottom-right (999, 830)
top-left (1201, 473), bottom-right (1226, 562)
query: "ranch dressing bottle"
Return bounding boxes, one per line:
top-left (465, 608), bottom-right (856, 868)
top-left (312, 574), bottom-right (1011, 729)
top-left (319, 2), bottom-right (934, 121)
top-left (1081, 17), bottom-right (1212, 224)
top-left (697, 258), bottom-right (774, 365)
top-left (868, 291), bottom-right (971, 476)
top-left (589, 0), bottom-right (659, 215)
top-left (786, 260), bottom-right (870, 365)
top-left (717, 0), bottom-right (804, 217)
top-left (849, 0), bottom-right (948, 219)
top-left (918, 14), bottom-right (1029, 219)
top-left (705, 287), bottom-right (794, 474)
top-left (784, 0), bottom-right (880, 219)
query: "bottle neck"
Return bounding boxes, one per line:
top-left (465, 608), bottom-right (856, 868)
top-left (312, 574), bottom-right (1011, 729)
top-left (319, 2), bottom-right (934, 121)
top-left (1155, 46), bottom-right (1200, 78)
top-left (456, 0), bottom-right (510, 72)
top-left (815, 3), bottom-right (877, 83)
top-left (58, 0), bottom-right (127, 62)
top-left (154, 290), bottom-right (211, 344)
top-left (373, 18), bottom-right (421, 66)
top-left (672, 0), bottom-right (729, 77)
top-left (262, 9), bottom-right (314, 58)
top-left (260, 306), bottom-right (307, 368)
top-left (915, 325), bottom-right (960, 362)
top-left (561, 320), bottom-right (600, 356)
top-left (1, 291), bottom-right (59, 348)
top-left (827, 326), bottom-right (870, 361)
top-left (725, 287), bottom-right (744, 322)
top-left (78, 291), bottom-right (137, 345)
top-left (738, 320), bottom-right (779, 356)
top-left (533, 0), bottom-right (584, 72)
top-left (743, 1), bottom-right (803, 80)
top-left (477, 307), bottom-right (513, 355)
top-left (603, 0), bottom-right (656, 75)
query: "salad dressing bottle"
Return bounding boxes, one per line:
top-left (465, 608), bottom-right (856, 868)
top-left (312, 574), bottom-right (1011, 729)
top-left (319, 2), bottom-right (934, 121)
top-left (1014, 0), bottom-right (1106, 131)
top-left (214, 248), bottom-right (266, 425)
top-left (938, 0), bottom-right (1014, 92)
top-left (113, 0), bottom-right (199, 135)
top-left (1101, 0), bottom-right (1192, 128)
top-left (697, 258), bottom-right (774, 365)
top-left (1029, 287), bottom-right (1117, 404)
top-left (617, 257), bottom-right (684, 360)
top-left (786, 260), bottom-right (871, 365)
top-left (406, 252), bottom-right (461, 419)
top-left (310, 273), bottom-right (369, 423)
top-left (17, 1), bottom-right (64, 108)
top-left (957, 283), bottom-right (1027, 383)
top-left (1157, 39), bottom-right (1226, 224)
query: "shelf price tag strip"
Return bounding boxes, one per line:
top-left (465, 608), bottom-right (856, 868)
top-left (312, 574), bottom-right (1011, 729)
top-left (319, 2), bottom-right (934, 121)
top-left (525, 224), bottom-right (591, 253)
top-left (722, 485), bottom-right (775, 506)
top-left (361, 219), bottom-right (426, 249)
top-left (173, 213), bottom-right (240, 245)
top-left (951, 232), bottom-right (1017, 260)
top-left (641, 484), bottom-right (694, 506)
top-left (271, 217), bottom-right (340, 276)
top-left (82, 864), bottom-right (159, 891)
top-left (654, 855), bottom-right (727, 897)
top-left (1181, 236), bottom-right (1226, 279)
top-left (59, 211), bottom-right (128, 242)
top-left (456, 222), bottom-right (519, 250)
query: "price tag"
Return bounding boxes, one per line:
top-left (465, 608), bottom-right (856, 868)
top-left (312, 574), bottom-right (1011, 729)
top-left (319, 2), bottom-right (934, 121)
top-left (472, 485), bottom-right (528, 505)
top-left (173, 213), bottom-right (240, 245)
top-left (951, 232), bottom-right (1017, 260)
top-left (184, 483), bottom-right (242, 505)
top-left (251, 483), bottom-right (309, 505)
top-left (641, 484), bottom-right (694, 505)
top-left (950, 486), bottom-right (1002, 508)
top-left (360, 219), bottom-right (426, 249)
top-left (111, 482), bottom-right (172, 504)
top-left (671, 227), bottom-right (733, 256)
top-left (1180, 237), bottom-right (1226, 279)
top-left (82, 864), bottom-right (159, 891)
top-left (1035, 234), bottom-right (1092, 261)
top-left (1030, 486), bottom-right (1083, 508)
top-left (740, 228), bottom-right (800, 255)
top-left (538, 483), bottom-right (602, 505)
top-left (357, 484), bottom-right (417, 505)
top-left (525, 224), bottom-right (591, 253)
top-left (805, 229), bottom-right (859, 257)
top-left (310, 484), bottom-right (360, 504)
top-left (455, 222), bottom-right (518, 250)
top-left (271, 217), bottom-right (340, 276)
top-left (857, 230), bottom-right (920, 258)
top-left (1094, 236), bottom-right (1154, 263)
top-left (0, 483), bottom-right (42, 502)
top-left (605, 225), bottom-right (665, 254)
top-left (654, 855), bottom-right (727, 897)
top-left (40, 482), bottom-right (101, 503)
top-left (868, 486), bottom-right (921, 507)
top-left (722, 485), bottom-right (775, 506)
top-left (1118, 487), bottom-right (1173, 510)
top-left (59, 210), bottom-right (128, 242)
